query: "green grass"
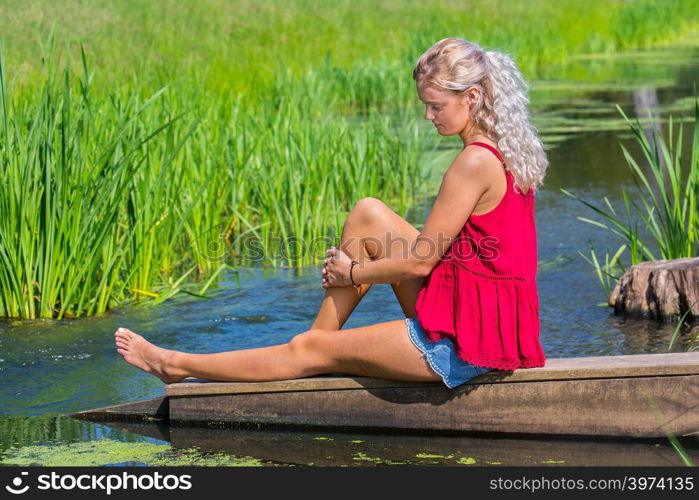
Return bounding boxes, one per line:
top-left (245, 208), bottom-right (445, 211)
top-left (2, 0), bottom-right (699, 318)
top-left (3, 0), bottom-right (699, 105)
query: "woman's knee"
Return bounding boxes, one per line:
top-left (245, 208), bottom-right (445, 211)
top-left (288, 329), bottom-right (337, 369)
top-left (349, 197), bottom-right (389, 225)
top-left (344, 197), bottom-right (394, 254)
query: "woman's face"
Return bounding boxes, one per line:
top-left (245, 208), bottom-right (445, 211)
top-left (416, 81), bottom-right (473, 136)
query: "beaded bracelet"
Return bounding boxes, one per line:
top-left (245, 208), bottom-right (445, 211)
top-left (349, 260), bottom-right (361, 288)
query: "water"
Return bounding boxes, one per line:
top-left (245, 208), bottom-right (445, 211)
top-left (1, 42), bottom-right (699, 466)
top-left (1, 416), bottom-right (695, 466)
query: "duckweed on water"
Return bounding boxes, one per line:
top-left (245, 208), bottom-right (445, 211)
top-left (456, 457), bottom-right (478, 465)
top-left (352, 452), bottom-right (382, 463)
top-left (149, 449), bottom-right (265, 467)
top-left (351, 452), bottom-right (408, 465)
top-left (0, 439), bottom-right (265, 467)
top-left (415, 453), bottom-right (454, 459)
top-left (0, 440), bottom-right (171, 466)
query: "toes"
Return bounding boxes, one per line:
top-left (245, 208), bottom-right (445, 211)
top-left (115, 328), bottom-right (133, 339)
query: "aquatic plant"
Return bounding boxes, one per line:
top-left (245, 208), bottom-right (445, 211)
top-left (561, 95), bottom-right (699, 303)
top-left (0, 44), bottom-right (184, 319)
top-left (3, 0), bottom-right (699, 318)
top-left (0, 42), bottom-right (431, 319)
top-left (668, 308), bottom-right (699, 352)
top-left (645, 396), bottom-right (696, 467)
top-left (0, 439), bottom-right (265, 466)
top-left (4, 0), bottom-right (699, 102)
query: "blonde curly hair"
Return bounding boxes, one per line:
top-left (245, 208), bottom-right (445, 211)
top-left (413, 37), bottom-right (548, 194)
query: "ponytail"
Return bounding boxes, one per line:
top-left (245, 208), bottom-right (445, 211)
top-left (484, 50), bottom-right (548, 194)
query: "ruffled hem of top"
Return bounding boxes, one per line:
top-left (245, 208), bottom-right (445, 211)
top-left (415, 258), bottom-right (546, 372)
top-left (452, 350), bottom-right (545, 371)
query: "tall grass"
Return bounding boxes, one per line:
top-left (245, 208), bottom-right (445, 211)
top-left (645, 396), bottom-right (696, 466)
top-left (0, 43), bottom-right (432, 319)
top-left (0, 45), bottom-right (191, 318)
top-left (562, 97), bottom-right (698, 269)
top-left (3, 0), bottom-right (699, 107)
top-left (562, 96), bottom-right (699, 329)
top-left (3, 0), bottom-right (699, 319)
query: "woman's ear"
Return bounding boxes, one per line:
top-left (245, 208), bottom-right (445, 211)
top-left (467, 87), bottom-right (480, 106)
top-left (460, 87), bottom-right (478, 109)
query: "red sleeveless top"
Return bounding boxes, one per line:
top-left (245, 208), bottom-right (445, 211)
top-left (414, 142), bottom-right (546, 371)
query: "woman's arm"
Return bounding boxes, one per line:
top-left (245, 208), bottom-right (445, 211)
top-left (323, 152), bottom-right (492, 288)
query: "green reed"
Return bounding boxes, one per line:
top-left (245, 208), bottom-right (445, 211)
top-left (0, 46), bottom-right (185, 318)
top-left (669, 308), bottom-right (699, 352)
top-left (562, 96), bottom-right (699, 317)
top-left (0, 44), bottom-right (432, 318)
top-left (3, 0), bottom-right (699, 107)
top-left (645, 397), bottom-right (696, 466)
top-left (3, 0), bottom-right (699, 318)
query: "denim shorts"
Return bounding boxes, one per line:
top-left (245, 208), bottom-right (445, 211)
top-left (405, 317), bottom-right (495, 389)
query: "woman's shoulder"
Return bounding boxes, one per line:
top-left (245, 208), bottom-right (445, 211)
top-left (450, 143), bottom-right (500, 171)
top-left (462, 140), bottom-right (504, 162)
top-left (444, 143), bottom-right (506, 199)
top-left (441, 152), bottom-right (493, 195)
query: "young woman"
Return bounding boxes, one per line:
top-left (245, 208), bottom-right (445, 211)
top-left (116, 37), bottom-right (548, 388)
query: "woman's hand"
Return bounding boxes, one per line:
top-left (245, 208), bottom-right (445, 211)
top-left (321, 246), bottom-right (353, 288)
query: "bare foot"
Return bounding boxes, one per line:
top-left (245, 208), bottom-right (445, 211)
top-left (115, 328), bottom-right (185, 384)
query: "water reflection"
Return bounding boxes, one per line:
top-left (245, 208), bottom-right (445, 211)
top-left (1, 416), bottom-right (696, 467)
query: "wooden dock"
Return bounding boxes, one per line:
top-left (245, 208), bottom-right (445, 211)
top-left (74, 352), bottom-right (699, 439)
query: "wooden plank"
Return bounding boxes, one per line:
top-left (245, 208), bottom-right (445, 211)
top-left (72, 353), bottom-right (699, 438)
top-left (167, 375), bottom-right (436, 396)
top-left (166, 352), bottom-right (699, 396)
top-left (168, 374), bottom-right (699, 438)
top-left (71, 397), bottom-right (169, 423)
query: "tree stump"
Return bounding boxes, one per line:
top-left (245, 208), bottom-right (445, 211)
top-left (608, 257), bottom-right (699, 322)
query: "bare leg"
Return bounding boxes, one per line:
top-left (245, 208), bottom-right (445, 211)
top-left (115, 319), bottom-right (441, 384)
top-left (311, 197), bottom-right (425, 330)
